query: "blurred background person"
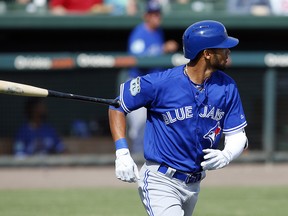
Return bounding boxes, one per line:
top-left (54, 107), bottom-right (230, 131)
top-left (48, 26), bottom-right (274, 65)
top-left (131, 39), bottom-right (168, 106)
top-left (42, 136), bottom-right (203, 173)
top-left (227, 0), bottom-right (271, 16)
top-left (49, 0), bottom-right (111, 15)
top-left (13, 98), bottom-right (65, 159)
top-left (125, 0), bottom-right (178, 155)
top-left (104, 0), bottom-right (137, 15)
top-left (15, 0), bottom-right (31, 5)
top-left (9, 0), bottom-right (47, 13)
top-left (269, 0), bottom-right (288, 15)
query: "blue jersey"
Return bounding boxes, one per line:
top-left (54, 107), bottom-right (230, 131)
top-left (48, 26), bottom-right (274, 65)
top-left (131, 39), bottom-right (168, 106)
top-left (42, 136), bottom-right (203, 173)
top-left (128, 23), bottom-right (165, 78)
top-left (112, 65), bottom-right (247, 173)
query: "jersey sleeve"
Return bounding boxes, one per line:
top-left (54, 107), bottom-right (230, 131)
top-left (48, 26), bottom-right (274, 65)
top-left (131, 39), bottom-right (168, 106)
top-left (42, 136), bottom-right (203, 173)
top-left (119, 75), bottom-right (155, 114)
top-left (223, 82), bottom-right (247, 134)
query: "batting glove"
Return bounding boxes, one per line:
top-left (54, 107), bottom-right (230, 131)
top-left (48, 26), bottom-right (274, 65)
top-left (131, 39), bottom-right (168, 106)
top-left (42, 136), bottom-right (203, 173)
top-left (201, 149), bottom-right (231, 171)
top-left (201, 130), bottom-right (248, 171)
top-left (115, 148), bottom-right (140, 183)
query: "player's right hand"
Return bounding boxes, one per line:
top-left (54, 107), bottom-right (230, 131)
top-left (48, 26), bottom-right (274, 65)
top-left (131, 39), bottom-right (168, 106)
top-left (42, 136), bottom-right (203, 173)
top-left (115, 148), bottom-right (140, 183)
top-left (200, 149), bottom-right (230, 170)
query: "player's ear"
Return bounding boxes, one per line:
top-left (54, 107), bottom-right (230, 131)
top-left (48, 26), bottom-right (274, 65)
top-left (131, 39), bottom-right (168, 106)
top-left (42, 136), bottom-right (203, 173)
top-left (203, 49), bottom-right (212, 60)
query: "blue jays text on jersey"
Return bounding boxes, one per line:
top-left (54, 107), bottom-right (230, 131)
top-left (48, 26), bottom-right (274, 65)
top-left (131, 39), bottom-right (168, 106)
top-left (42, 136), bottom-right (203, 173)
top-left (111, 65), bottom-right (247, 173)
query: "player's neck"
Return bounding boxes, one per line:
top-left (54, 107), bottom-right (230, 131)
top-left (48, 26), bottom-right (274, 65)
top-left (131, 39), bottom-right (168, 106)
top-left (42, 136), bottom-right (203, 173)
top-left (144, 22), bottom-right (157, 31)
top-left (185, 64), bottom-right (213, 85)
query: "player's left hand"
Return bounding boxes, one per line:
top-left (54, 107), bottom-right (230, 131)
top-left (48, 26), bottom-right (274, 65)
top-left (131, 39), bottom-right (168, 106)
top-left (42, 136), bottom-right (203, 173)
top-left (201, 149), bottom-right (230, 170)
top-left (163, 40), bottom-right (179, 53)
top-left (115, 148), bottom-right (140, 183)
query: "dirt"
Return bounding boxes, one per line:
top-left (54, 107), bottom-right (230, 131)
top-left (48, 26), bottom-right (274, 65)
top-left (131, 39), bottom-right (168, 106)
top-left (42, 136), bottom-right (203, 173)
top-left (0, 163), bottom-right (287, 190)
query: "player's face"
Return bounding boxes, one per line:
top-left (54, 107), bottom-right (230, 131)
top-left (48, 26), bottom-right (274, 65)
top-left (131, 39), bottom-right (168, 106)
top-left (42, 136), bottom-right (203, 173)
top-left (208, 48), bottom-right (230, 71)
top-left (145, 12), bottom-right (162, 29)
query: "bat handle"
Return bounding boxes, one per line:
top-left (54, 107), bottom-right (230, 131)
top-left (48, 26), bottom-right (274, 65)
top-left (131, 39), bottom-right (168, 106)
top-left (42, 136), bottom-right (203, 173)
top-left (48, 90), bottom-right (121, 108)
top-left (107, 99), bottom-right (121, 108)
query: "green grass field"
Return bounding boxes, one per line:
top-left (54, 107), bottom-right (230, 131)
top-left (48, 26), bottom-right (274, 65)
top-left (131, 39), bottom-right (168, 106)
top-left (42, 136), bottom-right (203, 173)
top-left (0, 187), bottom-right (287, 216)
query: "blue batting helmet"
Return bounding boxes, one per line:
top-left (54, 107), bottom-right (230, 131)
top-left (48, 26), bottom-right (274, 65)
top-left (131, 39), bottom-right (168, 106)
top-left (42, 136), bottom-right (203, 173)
top-left (183, 20), bottom-right (239, 60)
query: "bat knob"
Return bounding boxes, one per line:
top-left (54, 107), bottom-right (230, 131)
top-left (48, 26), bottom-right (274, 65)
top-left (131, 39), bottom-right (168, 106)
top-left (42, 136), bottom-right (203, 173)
top-left (113, 99), bottom-right (121, 108)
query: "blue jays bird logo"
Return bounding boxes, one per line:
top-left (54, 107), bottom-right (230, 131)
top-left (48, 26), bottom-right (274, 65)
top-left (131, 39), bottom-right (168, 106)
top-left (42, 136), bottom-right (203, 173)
top-left (203, 122), bottom-right (222, 147)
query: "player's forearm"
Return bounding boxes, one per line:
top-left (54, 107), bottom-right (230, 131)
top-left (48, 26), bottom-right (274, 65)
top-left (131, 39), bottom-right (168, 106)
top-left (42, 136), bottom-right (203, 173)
top-left (109, 109), bottom-right (139, 183)
top-left (223, 129), bottom-right (248, 161)
top-left (108, 109), bottom-right (127, 142)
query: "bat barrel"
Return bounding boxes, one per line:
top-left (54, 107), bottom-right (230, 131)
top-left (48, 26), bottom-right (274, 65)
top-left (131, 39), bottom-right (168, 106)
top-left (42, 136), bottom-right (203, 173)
top-left (0, 80), bottom-right (49, 97)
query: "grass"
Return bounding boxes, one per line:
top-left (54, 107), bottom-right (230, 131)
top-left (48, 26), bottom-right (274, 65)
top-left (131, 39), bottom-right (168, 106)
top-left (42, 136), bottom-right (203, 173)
top-left (194, 186), bottom-right (288, 216)
top-left (0, 187), bottom-right (287, 216)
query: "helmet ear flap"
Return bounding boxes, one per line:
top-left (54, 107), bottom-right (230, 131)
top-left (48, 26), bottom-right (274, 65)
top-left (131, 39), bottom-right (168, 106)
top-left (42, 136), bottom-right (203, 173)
top-left (183, 20), bottom-right (239, 60)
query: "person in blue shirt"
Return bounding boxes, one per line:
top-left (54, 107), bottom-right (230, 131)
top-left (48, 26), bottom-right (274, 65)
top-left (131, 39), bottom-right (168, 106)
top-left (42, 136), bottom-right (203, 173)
top-left (128, 0), bottom-right (178, 77)
top-left (14, 98), bottom-right (65, 158)
top-left (109, 20), bottom-right (248, 216)
top-left (126, 0), bottom-right (178, 155)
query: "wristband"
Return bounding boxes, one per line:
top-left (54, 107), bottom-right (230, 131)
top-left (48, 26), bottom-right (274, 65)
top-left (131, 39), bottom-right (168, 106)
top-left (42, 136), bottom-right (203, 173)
top-left (115, 138), bottom-right (128, 150)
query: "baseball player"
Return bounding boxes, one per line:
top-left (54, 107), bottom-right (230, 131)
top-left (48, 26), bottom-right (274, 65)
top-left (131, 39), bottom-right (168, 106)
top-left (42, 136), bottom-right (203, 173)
top-left (109, 20), bottom-right (248, 216)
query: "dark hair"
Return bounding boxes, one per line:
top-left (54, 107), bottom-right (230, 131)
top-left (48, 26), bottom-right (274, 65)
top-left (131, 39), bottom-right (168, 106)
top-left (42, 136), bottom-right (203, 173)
top-left (146, 0), bottom-right (161, 13)
top-left (25, 97), bottom-right (45, 120)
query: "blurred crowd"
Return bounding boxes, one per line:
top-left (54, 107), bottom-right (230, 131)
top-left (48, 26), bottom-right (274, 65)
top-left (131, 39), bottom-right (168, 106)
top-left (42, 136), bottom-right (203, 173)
top-left (0, 0), bottom-right (288, 16)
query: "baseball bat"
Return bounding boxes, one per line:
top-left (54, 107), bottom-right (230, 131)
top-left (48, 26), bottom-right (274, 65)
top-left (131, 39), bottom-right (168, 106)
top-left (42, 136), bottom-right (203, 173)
top-left (0, 80), bottom-right (120, 108)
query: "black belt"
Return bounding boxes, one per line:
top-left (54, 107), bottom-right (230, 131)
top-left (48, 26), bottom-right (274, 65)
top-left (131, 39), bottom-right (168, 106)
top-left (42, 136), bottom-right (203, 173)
top-left (158, 164), bottom-right (202, 184)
